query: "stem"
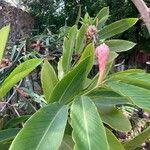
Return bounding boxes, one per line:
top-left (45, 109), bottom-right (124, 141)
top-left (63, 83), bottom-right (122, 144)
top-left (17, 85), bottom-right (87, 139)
top-left (131, 0), bottom-right (150, 33)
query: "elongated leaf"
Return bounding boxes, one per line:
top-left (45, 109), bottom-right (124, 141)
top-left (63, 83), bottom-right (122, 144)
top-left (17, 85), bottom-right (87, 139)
top-left (106, 80), bottom-right (150, 111)
top-left (124, 126), bottom-right (150, 150)
top-left (71, 96), bottom-right (109, 150)
top-left (106, 128), bottom-right (125, 150)
top-left (41, 60), bottom-right (58, 102)
top-left (58, 56), bottom-right (64, 80)
top-left (59, 135), bottom-right (74, 150)
top-left (94, 7), bottom-right (109, 24)
top-left (0, 128), bottom-right (20, 142)
top-left (10, 103), bottom-right (68, 150)
top-left (77, 43), bottom-right (94, 74)
top-left (97, 15), bottom-right (109, 30)
top-left (0, 58), bottom-right (42, 98)
top-left (105, 40), bottom-right (136, 52)
top-left (0, 128), bottom-right (20, 150)
top-left (49, 56), bottom-right (93, 104)
top-left (62, 25), bottom-right (78, 73)
top-left (100, 108), bottom-right (131, 132)
top-left (109, 69), bottom-right (145, 76)
top-left (87, 87), bottom-right (132, 106)
top-left (0, 25), bottom-right (10, 61)
top-left (75, 24), bottom-right (87, 54)
top-left (87, 88), bottom-right (132, 131)
top-left (4, 115), bottom-right (30, 129)
top-left (94, 7), bottom-right (109, 29)
top-left (99, 18), bottom-right (138, 40)
top-left (109, 71), bottom-right (150, 90)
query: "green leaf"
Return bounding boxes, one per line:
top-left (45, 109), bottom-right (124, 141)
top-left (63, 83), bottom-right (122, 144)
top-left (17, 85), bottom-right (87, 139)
top-left (0, 58), bottom-right (42, 99)
top-left (99, 18), bottom-right (138, 40)
top-left (0, 25), bottom-right (10, 61)
top-left (87, 87), bottom-right (132, 106)
top-left (4, 115), bottom-right (30, 129)
top-left (109, 69), bottom-right (145, 76)
top-left (75, 24), bottom-right (87, 54)
top-left (10, 103), bottom-right (69, 150)
top-left (41, 60), bottom-right (58, 102)
top-left (87, 88), bottom-right (132, 131)
top-left (101, 108), bottom-right (131, 132)
top-left (49, 56), bottom-right (93, 104)
top-left (71, 96), bottom-right (109, 150)
top-left (124, 126), bottom-right (150, 150)
top-left (59, 135), bottom-right (74, 150)
top-left (109, 71), bottom-right (150, 90)
top-left (0, 128), bottom-right (20, 150)
top-left (94, 7), bottom-right (109, 29)
top-left (62, 25), bottom-right (78, 73)
top-left (108, 51), bottom-right (118, 63)
top-left (106, 128), bottom-right (125, 150)
top-left (105, 40), bottom-right (136, 52)
top-left (97, 15), bottom-right (109, 30)
top-left (77, 43), bottom-right (94, 74)
top-left (0, 128), bottom-right (20, 142)
top-left (96, 7), bottom-right (109, 20)
top-left (58, 56), bottom-right (64, 80)
top-left (106, 80), bottom-right (150, 111)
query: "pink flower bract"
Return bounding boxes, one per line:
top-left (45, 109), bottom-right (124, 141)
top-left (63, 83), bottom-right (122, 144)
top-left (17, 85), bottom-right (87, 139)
top-left (86, 25), bottom-right (97, 39)
top-left (96, 43), bottom-right (110, 85)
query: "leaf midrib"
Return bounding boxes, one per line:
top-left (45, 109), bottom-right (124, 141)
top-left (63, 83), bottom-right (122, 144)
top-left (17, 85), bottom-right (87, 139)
top-left (81, 97), bottom-right (91, 150)
top-left (58, 64), bottom-right (85, 102)
top-left (36, 106), bottom-right (63, 150)
top-left (100, 20), bottom-right (133, 39)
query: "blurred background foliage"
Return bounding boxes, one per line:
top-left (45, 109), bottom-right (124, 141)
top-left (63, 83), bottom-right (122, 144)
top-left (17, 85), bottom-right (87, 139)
top-left (3, 0), bottom-right (150, 60)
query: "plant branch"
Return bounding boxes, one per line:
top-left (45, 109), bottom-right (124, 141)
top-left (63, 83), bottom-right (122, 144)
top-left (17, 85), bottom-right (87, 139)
top-left (131, 0), bottom-right (150, 33)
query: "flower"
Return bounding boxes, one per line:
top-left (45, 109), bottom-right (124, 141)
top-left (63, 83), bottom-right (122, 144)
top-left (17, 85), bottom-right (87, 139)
top-left (96, 43), bottom-right (110, 86)
top-left (86, 25), bottom-right (97, 40)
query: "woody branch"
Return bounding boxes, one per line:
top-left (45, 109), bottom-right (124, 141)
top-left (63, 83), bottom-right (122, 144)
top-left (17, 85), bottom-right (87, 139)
top-left (131, 0), bottom-right (150, 34)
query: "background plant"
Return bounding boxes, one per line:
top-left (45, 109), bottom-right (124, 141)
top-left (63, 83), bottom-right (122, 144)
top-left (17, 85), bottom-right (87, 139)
top-left (0, 7), bottom-right (149, 150)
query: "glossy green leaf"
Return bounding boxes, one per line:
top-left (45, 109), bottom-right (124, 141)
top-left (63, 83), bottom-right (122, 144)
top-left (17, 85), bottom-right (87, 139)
top-left (94, 7), bottom-right (109, 29)
top-left (99, 18), bottom-right (138, 40)
top-left (0, 128), bottom-right (20, 150)
top-left (71, 96), bottom-right (109, 150)
top-left (59, 135), bottom-right (74, 150)
top-left (10, 103), bottom-right (68, 150)
top-left (87, 87), bottom-right (132, 106)
top-left (0, 25), bottom-right (10, 61)
top-left (62, 25), bottom-right (78, 73)
top-left (97, 15), bottom-right (109, 30)
top-left (109, 71), bottom-right (150, 90)
top-left (75, 24), bottom-right (87, 53)
top-left (105, 40), bottom-right (136, 52)
top-left (101, 108), bottom-right (131, 132)
top-left (106, 80), bottom-right (150, 111)
top-left (49, 56), bottom-right (93, 104)
top-left (0, 58), bottom-right (42, 99)
top-left (124, 126), bottom-right (150, 150)
top-left (109, 69), bottom-right (145, 76)
top-left (0, 128), bottom-right (20, 142)
top-left (41, 60), bottom-right (58, 102)
top-left (4, 115), bottom-right (30, 129)
top-left (106, 128), bottom-right (125, 150)
top-left (77, 43), bottom-right (94, 74)
top-left (87, 88), bottom-right (132, 131)
top-left (94, 7), bottom-right (109, 24)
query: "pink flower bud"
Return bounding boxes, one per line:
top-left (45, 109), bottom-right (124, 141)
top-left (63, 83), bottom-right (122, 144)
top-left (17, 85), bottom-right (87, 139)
top-left (96, 43), bottom-right (110, 85)
top-left (86, 25), bottom-right (97, 39)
